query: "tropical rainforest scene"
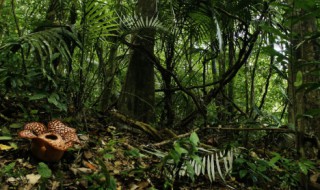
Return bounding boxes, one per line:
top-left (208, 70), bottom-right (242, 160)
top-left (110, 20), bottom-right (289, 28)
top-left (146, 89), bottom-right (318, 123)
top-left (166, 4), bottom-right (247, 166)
top-left (0, 0), bottom-right (320, 189)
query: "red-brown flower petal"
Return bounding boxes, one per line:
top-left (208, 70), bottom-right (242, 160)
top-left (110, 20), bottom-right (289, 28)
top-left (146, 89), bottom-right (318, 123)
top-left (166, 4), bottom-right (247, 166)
top-left (47, 120), bottom-right (76, 136)
top-left (63, 132), bottom-right (81, 144)
top-left (19, 130), bottom-right (37, 139)
top-left (24, 122), bottom-right (47, 136)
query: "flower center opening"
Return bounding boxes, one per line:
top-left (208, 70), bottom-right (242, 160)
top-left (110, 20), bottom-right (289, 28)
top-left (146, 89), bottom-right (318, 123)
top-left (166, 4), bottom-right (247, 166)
top-left (45, 134), bottom-right (58, 140)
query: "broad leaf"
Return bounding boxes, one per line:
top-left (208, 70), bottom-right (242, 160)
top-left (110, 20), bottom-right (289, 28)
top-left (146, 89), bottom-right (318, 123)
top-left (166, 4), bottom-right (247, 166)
top-left (37, 162), bottom-right (52, 178)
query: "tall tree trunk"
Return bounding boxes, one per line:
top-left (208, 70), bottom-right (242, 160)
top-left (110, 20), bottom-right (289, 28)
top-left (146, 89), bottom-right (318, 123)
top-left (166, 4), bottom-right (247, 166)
top-left (288, 9), bottom-right (320, 157)
top-left (163, 35), bottom-right (175, 127)
top-left (117, 0), bottom-right (157, 122)
top-left (288, 6), bottom-right (320, 189)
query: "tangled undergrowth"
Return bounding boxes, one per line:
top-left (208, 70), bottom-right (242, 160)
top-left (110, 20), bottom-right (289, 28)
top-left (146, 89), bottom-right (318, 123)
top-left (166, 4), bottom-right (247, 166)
top-left (0, 118), bottom-right (319, 190)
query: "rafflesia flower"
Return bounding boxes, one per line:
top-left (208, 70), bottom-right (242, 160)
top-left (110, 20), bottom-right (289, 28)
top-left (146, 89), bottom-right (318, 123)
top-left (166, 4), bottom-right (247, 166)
top-left (19, 120), bottom-right (80, 162)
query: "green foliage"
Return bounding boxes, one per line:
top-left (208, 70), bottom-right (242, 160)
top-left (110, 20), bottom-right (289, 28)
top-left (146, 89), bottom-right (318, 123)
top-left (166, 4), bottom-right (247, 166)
top-left (83, 0), bottom-right (118, 40)
top-left (160, 132), bottom-right (201, 187)
top-left (148, 132), bottom-right (237, 188)
top-left (233, 151), bottom-right (317, 188)
top-left (0, 162), bottom-right (16, 177)
top-left (0, 125), bottom-right (13, 140)
top-left (85, 158), bottom-right (117, 190)
top-left (37, 162), bottom-right (52, 178)
top-left (125, 148), bottom-right (145, 159)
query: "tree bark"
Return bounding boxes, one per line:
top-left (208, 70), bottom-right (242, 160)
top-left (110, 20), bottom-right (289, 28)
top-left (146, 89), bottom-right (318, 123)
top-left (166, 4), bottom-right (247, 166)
top-left (117, 0), bottom-right (157, 122)
top-left (288, 9), bottom-right (320, 158)
top-left (287, 6), bottom-right (320, 189)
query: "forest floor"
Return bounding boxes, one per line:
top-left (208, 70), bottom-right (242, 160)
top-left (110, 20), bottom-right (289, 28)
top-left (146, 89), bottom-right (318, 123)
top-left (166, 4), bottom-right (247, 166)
top-left (0, 118), bottom-right (301, 189)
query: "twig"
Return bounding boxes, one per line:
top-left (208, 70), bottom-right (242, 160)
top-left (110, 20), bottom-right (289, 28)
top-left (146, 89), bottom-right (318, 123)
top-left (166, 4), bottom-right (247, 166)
top-left (153, 128), bottom-right (199, 147)
top-left (205, 126), bottom-right (295, 133)
top-left (109, 110), bottom-right (161, 139)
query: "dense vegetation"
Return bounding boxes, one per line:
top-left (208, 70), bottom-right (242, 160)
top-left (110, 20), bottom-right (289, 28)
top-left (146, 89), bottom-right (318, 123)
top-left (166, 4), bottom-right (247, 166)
top-left (0, 0), bottom-right (319, 189)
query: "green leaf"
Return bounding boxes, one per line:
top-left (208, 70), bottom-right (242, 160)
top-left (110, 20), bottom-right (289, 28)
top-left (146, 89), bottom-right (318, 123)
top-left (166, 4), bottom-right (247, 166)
top-left (169, 149), bottom-right (181, 164)
top-left (1, 127), bottom-right (11, 136)
top-left (9, 123), bottom-right (23, 129)
top-left (30, 110), bottom-right (39, 115)
top-left (174, 142), bottom-right (188, 155)
top-left (298, 162), bottom-right (308, 175)
top-left (185, 161), bottom-right (195, 182)
top-left (0, 136), bottom-right (12, 140)
top-left (9, 142), bottom-right (18, 150)
top-left (104, 153), bottom-right (115, 160)
top-left (47, 93), bottom-right (67, 111)
top-left (190, 155), bottom-right (202, 165)
top-left (235, 158), bottom-right (246, 164)
top-left (3, 162), bottom-right (15, 173)
top-left (268, 152), bottom-right (281, 167)
top-left (125, 149), bottom-right (142, 158)
top-left (189, 132), bottom-right (199, 145)
top-left (29, 93), bottom-right (47, 100)
top-left (239, 169), bottom-right (248, 178)
top-left (294, 71), bottom-right (303, 87)
top-left (247, 162), bottom-right (256, 170)
top-left (37, 162), bottom-right (52, 178)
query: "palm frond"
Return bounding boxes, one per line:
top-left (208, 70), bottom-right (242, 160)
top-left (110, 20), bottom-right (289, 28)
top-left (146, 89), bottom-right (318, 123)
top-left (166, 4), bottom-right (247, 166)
top-left (0, 27), bottom-right (80, 77)
top-left (119, 13), bottom-right (168, 35)
top-left (84, 1), bottom-right (118, 40)
top-left (142, 146), bottom-right (239, 182)
top-left (189, 10), bottom-right (223, 50)
top-left (177, 148), bottom-right (237, 182)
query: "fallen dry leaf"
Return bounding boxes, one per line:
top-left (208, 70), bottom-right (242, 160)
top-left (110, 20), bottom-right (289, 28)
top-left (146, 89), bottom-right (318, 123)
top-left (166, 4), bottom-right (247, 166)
top-left (77, 167), bottom-right (93, 174)
top-left (6, 177), bottom-right (18, 186)
top-left (129, 183), bottom-right (139, 190)
top-left (83, 151), bottom-right (93, 159)
top-left (26, 174), bottom-right (41, 185)
top-left (51, 181), bottom-right (60, 190)
top-left (136, 181), bottom-right (149, 190)
top-left (83, 160), bottom-right (97, 170)
top-left (79, 135), bottom-right (89, 141)
top-left (114, 161), bottom-right (122, 166)
top-left (70, 167), bottom-right (78, 175)
top-left (113, 169), bottom-right (120, 174)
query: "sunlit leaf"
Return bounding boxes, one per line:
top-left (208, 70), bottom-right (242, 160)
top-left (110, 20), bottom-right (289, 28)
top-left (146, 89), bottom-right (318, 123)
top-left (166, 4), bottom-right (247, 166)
top-left (0, 136), bottom-right (12, 140)
top-left (9, 123), bottom-right (23, 129)
top-left (173, 142), bottom-right (188, 155)
top-left (189, 132), bottom-right (199, 145)
top-left (37, 162), bottom-right (52, 178)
